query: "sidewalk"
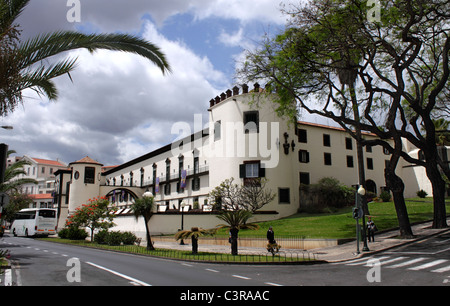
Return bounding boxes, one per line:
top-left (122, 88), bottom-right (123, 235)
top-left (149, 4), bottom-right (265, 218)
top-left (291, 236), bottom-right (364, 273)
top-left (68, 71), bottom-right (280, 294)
top-left (152, 218), bottom-right (450, 263)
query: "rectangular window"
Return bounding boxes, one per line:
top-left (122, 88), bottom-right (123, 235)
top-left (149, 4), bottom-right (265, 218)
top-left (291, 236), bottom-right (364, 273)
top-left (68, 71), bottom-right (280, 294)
top-left (324, 153), bottom-right (332, 166)
top-left (299, 172), bottom-right (310, 185)
top-left (298, 129), bottom-right (307, 143)
top-left (347, 155), bottom-right (354, 168)
top-left (367, 158), bottom-right (374, 170)
top-left (278, 188), bottom-right (290, 204)
top-left (323, 134), bottom-right (331, 147)
top-left (298, 150), bottom-right (310, 163)
top-left (214, 121), bottom-right (221, 141)
top-left (345, 137), bottom-right (353, 150)
top-left (243, 111), bottom-right (259, 133)
top-left (239, 161), bottom-right (265, 182)
top-left (245, 163), bottom-right (259, 178)
top-left (84, 167), bottom-right (95, 184)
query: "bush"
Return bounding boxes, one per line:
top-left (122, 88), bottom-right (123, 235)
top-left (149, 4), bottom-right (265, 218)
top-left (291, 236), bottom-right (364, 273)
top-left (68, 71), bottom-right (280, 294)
top-left (417, 189), bottom-right (428, 198)
top-left (58, 227), bottom-right (88, 240)
top-left (120, 231), bottom-right (137, 245)
top-left (94, 230), bottom-right (137, 246)
top-left (105, 231), bottom-right (123, 246)
top-left (300, 177), bottom-right (354, 213)
top-left (379, 191), bottom-right (392, 202)
top-left (94, 229), bottom-right (109, 244)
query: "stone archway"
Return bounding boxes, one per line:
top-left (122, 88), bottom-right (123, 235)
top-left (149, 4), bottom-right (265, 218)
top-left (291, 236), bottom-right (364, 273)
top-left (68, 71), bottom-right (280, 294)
top-left (105, 188), bottom-right (139, 206)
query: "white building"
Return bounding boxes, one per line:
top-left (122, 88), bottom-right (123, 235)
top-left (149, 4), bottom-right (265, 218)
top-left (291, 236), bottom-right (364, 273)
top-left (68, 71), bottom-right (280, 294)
top-left (8, 156), bottom-right (67, 208)
top-left (53, 85), bottom-right (447, 235)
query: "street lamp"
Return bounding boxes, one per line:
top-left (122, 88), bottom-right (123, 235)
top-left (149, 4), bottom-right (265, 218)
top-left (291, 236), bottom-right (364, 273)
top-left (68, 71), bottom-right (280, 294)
top-left (358, 186), bottom-right (370, 252)
top-left (353, 185), bottom-right (368, 254)
top-left (179, 202), bottom-right (187, 245)
top-left (142, 190), bottom-right (153, 198)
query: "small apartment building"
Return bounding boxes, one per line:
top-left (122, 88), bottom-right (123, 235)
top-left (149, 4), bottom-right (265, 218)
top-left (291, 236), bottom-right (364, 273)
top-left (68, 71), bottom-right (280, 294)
top-left (16, 156), bottom-right (67, 196)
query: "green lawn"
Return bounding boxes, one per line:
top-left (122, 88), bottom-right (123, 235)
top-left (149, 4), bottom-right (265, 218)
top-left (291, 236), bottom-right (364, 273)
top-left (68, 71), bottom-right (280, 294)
top-left (234, 198), bottom-right (450, 239)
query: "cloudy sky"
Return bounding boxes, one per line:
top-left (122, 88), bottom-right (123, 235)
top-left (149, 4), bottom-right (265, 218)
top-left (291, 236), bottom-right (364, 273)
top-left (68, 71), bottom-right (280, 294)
top-left (1, 0), bottom-right (300, 166)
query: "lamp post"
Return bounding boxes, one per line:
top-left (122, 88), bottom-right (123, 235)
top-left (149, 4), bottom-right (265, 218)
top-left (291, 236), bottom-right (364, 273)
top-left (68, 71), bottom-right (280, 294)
top-left (179, 202), bottom-right (187, 245)
top-left (359, 186), bottom-right (370, 252)
top-left (353, 185), bottom-right (368, 254)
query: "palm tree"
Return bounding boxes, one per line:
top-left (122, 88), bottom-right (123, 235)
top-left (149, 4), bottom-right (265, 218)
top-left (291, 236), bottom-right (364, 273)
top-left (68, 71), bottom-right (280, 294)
top-left (130, 195), bottom-right (155, 250)
top-left (0, 150), bottom-right (37, 193)
top-left (216, 210), bottom-right (259, 256)
top-left (175, 227), bottom-right (216, 255)
top-left (0, 0), bottom-right (171, 116)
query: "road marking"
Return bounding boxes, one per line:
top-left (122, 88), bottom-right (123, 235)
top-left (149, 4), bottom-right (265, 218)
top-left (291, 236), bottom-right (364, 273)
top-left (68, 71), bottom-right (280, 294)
top-left (408, 259), bottom-right (448, 271)
top-left (386, 257), bottom-right (427, 268)
top-left (348, 256), bottom-right (390, 266)
top-left (432, 265), bottom-right (450, 273)
top-left (182, 263), bottom-right (193, 267)
top-left (4, 269), bottom-right (12, 286)
top-left (377, 257), bottom-right (408, 265)
top-left (232, 275), bottom-right (251, 280)
top-left (265, 282), bottom-right (283, 286)
top-left (205, 268), bottom-right (219, 273)
top-left (85, 262), bottom-right (151, 286)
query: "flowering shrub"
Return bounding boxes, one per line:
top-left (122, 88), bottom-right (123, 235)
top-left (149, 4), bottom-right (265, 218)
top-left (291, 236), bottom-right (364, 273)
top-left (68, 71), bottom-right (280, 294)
top-left (63, 197), bottom-right (117, 241)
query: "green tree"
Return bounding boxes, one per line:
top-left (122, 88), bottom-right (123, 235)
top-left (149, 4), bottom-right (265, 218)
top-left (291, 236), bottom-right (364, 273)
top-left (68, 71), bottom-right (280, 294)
top-left (65, 197), bottom-right (117, 241)
top-left (239, 0), bottom-right (450, 231)
top-left (0, 0), bottom-right (171, 116)
top-left (131, 195), bottom-right (155, 250)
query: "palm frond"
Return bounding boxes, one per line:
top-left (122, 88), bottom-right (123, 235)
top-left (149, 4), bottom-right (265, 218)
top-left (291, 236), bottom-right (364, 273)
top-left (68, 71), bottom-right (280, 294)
top-left (18, 31), bottom-right (171, 75)
top-left (20, 57), bottom-right (77, 100)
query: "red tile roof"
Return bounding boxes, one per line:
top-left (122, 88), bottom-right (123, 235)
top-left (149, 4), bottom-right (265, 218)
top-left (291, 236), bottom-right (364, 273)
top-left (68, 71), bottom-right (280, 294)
top-left (70, 156), bottom-right (103, 166)
top-left (31, 158), bottom-right (66, 167)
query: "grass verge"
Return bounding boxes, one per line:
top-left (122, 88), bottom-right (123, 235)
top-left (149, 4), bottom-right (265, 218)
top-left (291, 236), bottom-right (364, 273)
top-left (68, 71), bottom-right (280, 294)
top-left (38, 238), bottom-right (316, 263)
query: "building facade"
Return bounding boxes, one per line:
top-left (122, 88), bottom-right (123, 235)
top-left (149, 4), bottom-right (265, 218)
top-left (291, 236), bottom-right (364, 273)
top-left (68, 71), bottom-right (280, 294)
top-left (53, 85), bottom-right (448, 235)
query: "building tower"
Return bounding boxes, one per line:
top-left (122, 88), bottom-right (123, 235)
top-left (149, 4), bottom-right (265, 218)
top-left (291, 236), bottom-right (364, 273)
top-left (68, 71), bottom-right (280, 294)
top-left (68, 156), bottom-right (103, 215)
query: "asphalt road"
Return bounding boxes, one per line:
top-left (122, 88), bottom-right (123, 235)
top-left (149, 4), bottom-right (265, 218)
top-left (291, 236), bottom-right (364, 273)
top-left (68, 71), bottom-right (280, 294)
top-left (1, 231), bottom-right (449, 287)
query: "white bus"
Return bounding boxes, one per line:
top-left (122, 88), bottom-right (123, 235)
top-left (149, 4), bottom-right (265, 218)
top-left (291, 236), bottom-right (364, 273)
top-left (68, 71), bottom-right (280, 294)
top-left (11, 208), bottom-right (57, 237)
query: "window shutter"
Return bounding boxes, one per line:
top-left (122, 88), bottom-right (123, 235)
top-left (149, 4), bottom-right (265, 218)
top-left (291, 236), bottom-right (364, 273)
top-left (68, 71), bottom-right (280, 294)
top-left (239, 164), bottom-right (246, 178)
top-left (259, 164), bottom-right (265, 178)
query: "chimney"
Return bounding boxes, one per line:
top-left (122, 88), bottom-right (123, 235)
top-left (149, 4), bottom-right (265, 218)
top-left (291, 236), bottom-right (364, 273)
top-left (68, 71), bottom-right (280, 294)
top-left (242, 84), bottom-right (249, 94)
top-left (226, 89), bottom-right (232, 98)
top-left (232, 86), bottom-right (240, 96)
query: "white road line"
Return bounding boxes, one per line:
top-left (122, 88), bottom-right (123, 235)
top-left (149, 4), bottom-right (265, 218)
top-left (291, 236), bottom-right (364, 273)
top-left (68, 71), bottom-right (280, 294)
top-left (386, 257), bottom-right (427, 268)
top-left (377, 257), bottom-right (408, 265)
top-left (348, 256), bottom-right (390, 266)
top-left (408, 259), bottom-right (449, 271)
top-left (205, 268), bottom-right (219, 273)
top-left (182, 263), bottom-right (193, 267)
top-left (432, 265), bottom-right (450, 273)
top-left (232, 275), bottom-right (251, 280)
top-left (4, 269), bottom-right (12, 286)
top-left (85, 262), bottom-right (151, 286)
top-left (265, 282), bottom-right (283, 286)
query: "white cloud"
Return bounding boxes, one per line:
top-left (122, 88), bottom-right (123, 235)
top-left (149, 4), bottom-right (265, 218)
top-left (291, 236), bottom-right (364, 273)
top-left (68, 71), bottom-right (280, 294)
top-left (4, 20), bottom-right (227, 165)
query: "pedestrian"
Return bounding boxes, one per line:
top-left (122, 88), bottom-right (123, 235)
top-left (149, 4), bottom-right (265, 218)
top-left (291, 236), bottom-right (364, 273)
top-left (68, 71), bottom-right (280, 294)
top-left (267, 226), bottom-right (275, 244)
top-left (367, 216), bottom-right (376, 242)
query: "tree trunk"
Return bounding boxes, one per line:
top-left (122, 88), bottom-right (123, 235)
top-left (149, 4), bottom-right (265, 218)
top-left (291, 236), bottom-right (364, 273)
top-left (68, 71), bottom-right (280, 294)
top-left (230, 227), bottom-right (239, 256)
top-left (385, 151), bottom-right (414, 238)
top-left (191, 236), bottom-right (198, 255)
top-left (425, 163), bottom-right (448, 229)
top-left (144, 217), bottom-right (155, 250)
